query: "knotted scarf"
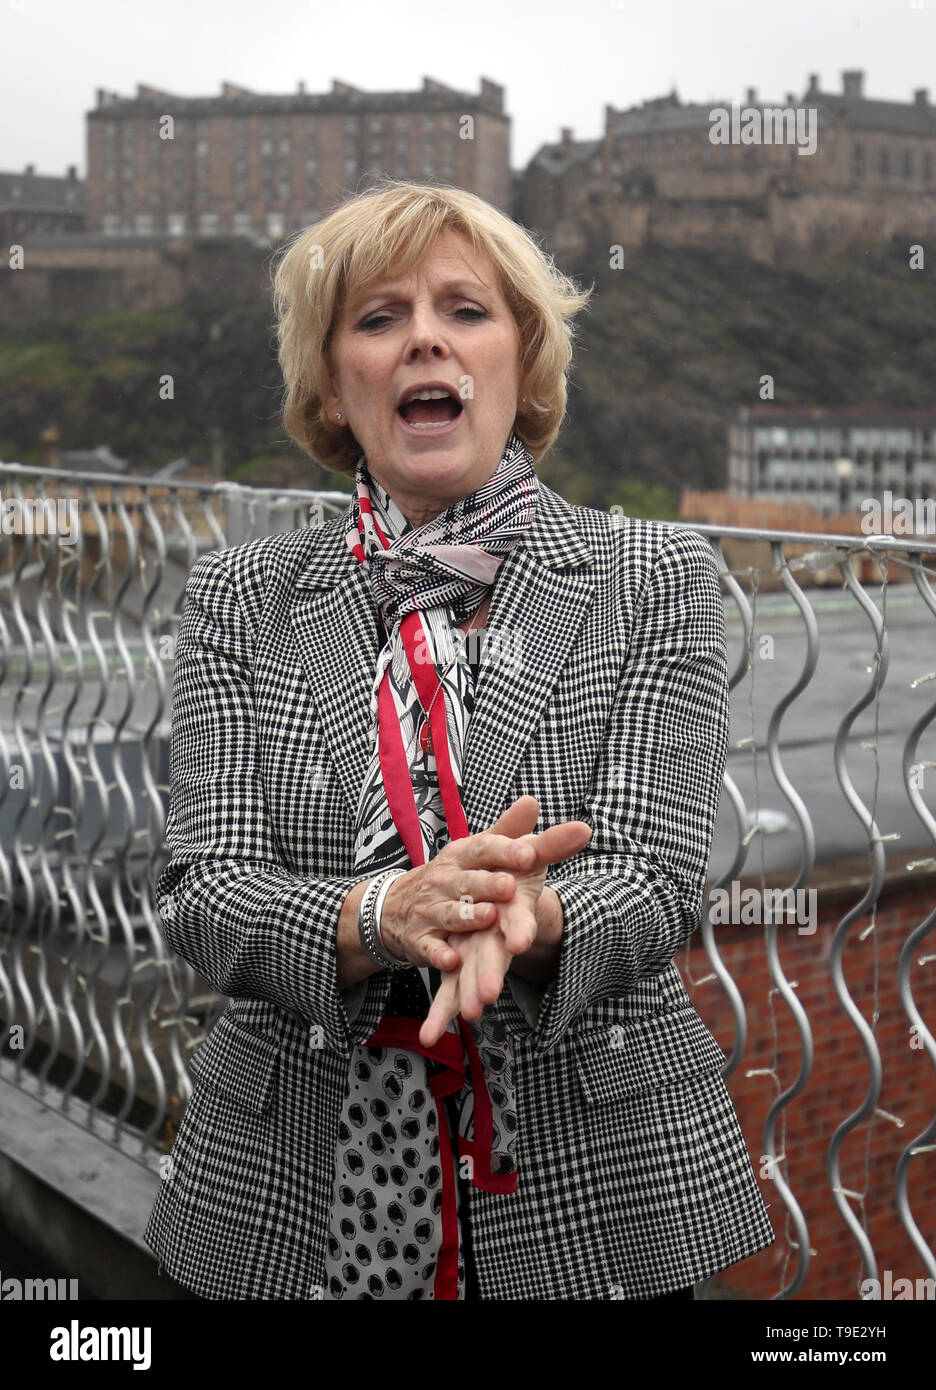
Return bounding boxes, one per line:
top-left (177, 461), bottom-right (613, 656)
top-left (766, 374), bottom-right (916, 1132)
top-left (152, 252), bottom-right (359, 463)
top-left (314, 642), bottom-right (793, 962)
top-left (343, 429), bottom-right (537, 1299)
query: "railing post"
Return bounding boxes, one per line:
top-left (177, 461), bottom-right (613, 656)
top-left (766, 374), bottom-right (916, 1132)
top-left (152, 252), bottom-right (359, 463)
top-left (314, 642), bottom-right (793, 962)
top-left (216, 482), bottom-right (262, 546)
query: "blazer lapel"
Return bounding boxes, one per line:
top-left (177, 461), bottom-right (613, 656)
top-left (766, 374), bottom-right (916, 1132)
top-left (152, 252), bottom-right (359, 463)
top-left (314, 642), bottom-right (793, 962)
top-left (289, 477), bottom-right (595, 836)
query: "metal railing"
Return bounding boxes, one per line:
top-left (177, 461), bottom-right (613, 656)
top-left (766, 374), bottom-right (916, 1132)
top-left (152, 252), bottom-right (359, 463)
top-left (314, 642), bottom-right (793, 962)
top-left (0, 459), bottom-right (933, 1300)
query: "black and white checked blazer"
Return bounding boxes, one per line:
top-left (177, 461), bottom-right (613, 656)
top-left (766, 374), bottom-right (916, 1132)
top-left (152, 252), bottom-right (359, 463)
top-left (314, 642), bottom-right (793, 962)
top-left (144, 475), bottom-right (775, 1300)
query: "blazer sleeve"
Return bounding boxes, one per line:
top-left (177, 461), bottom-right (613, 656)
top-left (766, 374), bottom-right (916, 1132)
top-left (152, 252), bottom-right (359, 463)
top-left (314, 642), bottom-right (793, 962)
top-left (527, 526), bottom-right (729, 1058)
top-left (153, 547), bottom-right (391, 1056)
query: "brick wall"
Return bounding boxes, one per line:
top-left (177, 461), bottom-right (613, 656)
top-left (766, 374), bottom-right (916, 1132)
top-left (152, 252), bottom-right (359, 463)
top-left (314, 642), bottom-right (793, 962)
top-left (682, 857), bottom-right (936, 1298)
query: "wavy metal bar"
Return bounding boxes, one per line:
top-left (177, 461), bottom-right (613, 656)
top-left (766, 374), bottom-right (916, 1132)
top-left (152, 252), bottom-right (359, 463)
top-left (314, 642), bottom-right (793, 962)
top-left (749, 540), bottom-right (819, 1298)
top-left (54, 481), bottom-right (91, 1106)
top-left (0, 505), bottom-right (14, 1025)
top-left (32, 474), bottom-right (66, 1089)
top-left (102, 489), bottom-right (141, 1142)
top-left (894, 554), bottom-right (936, 1278)
top-left (134, 487), bottom-right (172, 1153)
top-left (7, 476), bottom-right (41, 1076)
top-left (827, 556), bottom-right (889, 1287)
top-left (77, 485), bottom-right (116, 1120)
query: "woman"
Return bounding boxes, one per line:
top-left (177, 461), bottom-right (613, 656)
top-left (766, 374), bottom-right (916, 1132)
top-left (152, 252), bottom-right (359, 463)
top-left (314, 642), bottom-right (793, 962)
top-left (144, 179), bottom-right (775, 1300)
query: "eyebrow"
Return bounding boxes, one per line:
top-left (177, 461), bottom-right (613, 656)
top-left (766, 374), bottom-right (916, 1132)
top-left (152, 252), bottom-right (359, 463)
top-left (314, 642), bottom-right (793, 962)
top-left (350, 278), bottom-right (490, 313)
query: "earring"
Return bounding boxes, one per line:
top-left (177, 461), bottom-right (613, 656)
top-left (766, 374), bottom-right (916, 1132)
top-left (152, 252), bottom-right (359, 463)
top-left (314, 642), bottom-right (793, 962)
top-left (335, 412), bottom-right (342, 421)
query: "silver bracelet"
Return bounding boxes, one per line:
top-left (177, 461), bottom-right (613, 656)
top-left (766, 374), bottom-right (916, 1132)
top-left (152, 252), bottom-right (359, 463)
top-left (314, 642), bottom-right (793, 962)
top-left (358, 868), bottom-right (412, 971)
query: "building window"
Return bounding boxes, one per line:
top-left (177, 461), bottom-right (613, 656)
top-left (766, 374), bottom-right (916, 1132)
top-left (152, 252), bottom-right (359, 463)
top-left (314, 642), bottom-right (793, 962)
top-left (196, 138), bottom-right (209, 157)
top-left (232, 212), bottom-right (252, 235)
top-left (305, 157), bottom-right (318, 175)
top-left (279, 181), bottom-right (290, 201)
top-left (851, 142), bottom-right (864, 177)
top-left (167, 212), bottom-right (186, 235)
top-left (260, 137), bottom-right (273, 155)
top-left (925, 151), bottom-right (933, 184)
top-left (279, 136), bottom-right (290, 154)
top-left (267, 211), bottom-right (285, 238)
top-left (102, 213), bottom-right (121, 234)
top-left (879, 147), bottom-right (890, 178)
top-left (345, 157), bottom-right (357, 175)
top-left (199, 212), bottom-right (219, 235)
top-left (903, 147), bottom-right (914, 179)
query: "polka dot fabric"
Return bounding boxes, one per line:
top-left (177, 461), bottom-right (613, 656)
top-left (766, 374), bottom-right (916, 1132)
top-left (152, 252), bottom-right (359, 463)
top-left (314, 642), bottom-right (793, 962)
top-left (322, 996), bottom-right (466, 1299)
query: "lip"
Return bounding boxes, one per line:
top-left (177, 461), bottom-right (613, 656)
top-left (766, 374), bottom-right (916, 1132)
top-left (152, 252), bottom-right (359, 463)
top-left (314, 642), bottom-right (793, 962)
top-left (395, 380), bottom-right (461, 410)
top-left (395, 404), bottom-right (464, 438)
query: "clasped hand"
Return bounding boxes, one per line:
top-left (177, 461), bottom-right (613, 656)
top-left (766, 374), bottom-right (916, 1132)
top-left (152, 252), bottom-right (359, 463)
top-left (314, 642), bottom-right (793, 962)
top-left (380, 795), bottom-right (591, 1048)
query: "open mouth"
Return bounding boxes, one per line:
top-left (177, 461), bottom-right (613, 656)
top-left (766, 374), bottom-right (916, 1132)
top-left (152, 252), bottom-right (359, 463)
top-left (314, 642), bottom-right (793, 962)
top-left (396, 389), bottom-right (464, 430)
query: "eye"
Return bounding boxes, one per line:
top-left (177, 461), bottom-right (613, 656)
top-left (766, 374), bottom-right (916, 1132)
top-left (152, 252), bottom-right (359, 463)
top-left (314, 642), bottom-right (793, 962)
top-left (358, 304), bottom-right (487, 331)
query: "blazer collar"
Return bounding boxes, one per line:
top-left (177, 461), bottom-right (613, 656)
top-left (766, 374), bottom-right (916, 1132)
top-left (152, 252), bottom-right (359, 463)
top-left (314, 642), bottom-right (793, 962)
top-left (289, 475), bottom-right (595, 836)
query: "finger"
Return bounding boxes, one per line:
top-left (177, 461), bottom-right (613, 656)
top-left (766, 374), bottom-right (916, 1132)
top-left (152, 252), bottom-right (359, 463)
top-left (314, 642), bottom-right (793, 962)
top-left (534, 820), bottom-right (593, 863)
top-left (458, 935), bottom-right (481, 1020)
top-left (465, 827), bottom-right (539, 873)
top-left (422, 931), bottom-right (462, 969)
top-left (494, 897), bottom-right (538, 956)
top-left (446, 896), bottom-right (500, 932)
top-left (487, 795), bottom-right (540, 839)
top-left (476, 926), bottom-right (510, 1004)
top-left (506, 822), bottom-right (591, 872)
top-left (420, 970), bottom-right (459, 1048)
top-left (459, 870), bottom-right (518, 910)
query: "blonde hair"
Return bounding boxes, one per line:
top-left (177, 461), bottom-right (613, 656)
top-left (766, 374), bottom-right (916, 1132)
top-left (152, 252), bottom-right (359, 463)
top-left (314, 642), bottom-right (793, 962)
top-left (271, 177), bottom-right (592, 475)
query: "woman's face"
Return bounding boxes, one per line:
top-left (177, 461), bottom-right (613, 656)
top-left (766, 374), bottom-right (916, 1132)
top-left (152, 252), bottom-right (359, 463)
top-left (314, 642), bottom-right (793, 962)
top-left (324, 229), bottom-right (523, 527)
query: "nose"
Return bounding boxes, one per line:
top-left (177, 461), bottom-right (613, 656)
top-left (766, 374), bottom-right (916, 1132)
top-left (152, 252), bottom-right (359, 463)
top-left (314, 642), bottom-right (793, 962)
top-left (404, 303), bottom-right (451, 360)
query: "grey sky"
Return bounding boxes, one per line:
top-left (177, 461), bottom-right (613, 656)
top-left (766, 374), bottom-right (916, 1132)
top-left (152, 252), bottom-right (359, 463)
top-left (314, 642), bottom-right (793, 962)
top-left (1, 0), bottom-right (932, 177)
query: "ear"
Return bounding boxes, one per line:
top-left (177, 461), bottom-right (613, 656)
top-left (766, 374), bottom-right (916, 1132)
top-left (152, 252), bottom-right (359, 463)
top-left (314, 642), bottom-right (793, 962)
top-left (322, 368), bottom-right (342, 421)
